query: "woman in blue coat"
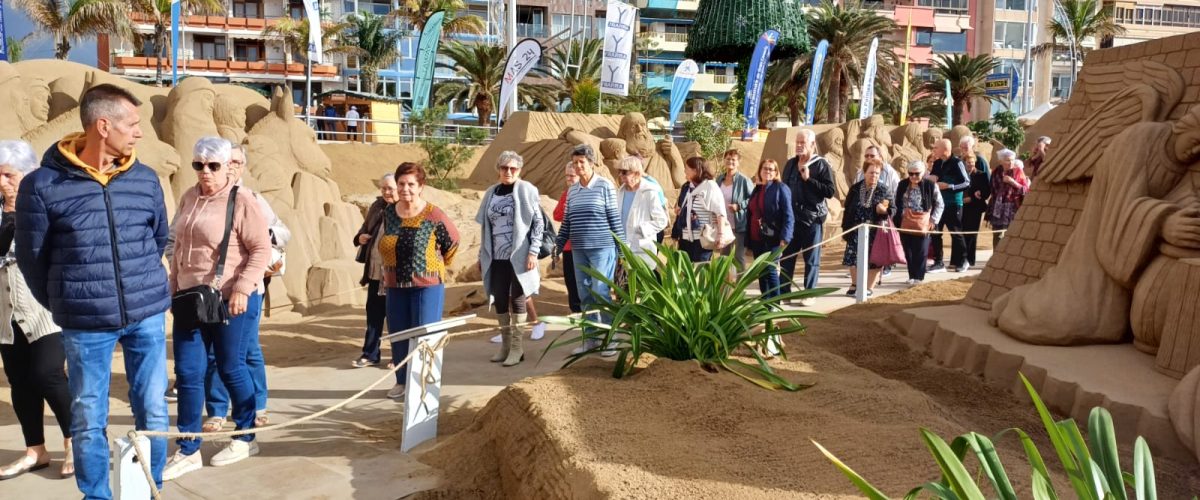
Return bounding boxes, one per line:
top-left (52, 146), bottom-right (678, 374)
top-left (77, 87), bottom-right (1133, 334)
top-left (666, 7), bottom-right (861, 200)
top-left (745, 159), bottom-right (794, 299)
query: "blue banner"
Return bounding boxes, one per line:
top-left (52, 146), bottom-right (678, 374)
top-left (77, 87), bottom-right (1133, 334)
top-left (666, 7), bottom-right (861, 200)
top-left (741, 29), bottom-right (780, 141)
top-left (411, 10), bottom-right (444, 111)
top-left (668, 59), bottom-right (698, 127)
top-left (804, 39), bottom-right (828, 125)
top-left (0, 0), bottom-right (8, 62)
top-left (858, 37), bottom-right (879, 119)
top-left (171, 0), bottom-right (181, 85)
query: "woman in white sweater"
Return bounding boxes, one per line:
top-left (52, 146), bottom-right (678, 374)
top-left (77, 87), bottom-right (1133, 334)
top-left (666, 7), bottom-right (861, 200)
top-left (616, 156), bottom-right (669, 270)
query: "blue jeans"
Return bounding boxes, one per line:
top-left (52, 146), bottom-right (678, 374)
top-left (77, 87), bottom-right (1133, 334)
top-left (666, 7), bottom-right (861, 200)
top-left (205, 291), bottom-right (267, 418)
top-left (174, 293), bottom-right (261, 455)
top-left (780, 222), bottom-right (823, 294)
top-left (572, 246), bottom-right (617, 338)
top-left (751, 243), bottom-right (782, 299)
top-left (386, 284), bottom-right (444, 385)
top-left (62, 312), bottom-right (169, 499)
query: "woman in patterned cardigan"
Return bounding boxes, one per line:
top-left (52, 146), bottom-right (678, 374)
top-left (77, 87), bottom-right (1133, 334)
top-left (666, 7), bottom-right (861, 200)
top-left (377, 162), bottom-right (459, 400)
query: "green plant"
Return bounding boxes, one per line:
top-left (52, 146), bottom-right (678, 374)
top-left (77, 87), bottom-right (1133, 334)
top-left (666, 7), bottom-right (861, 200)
top-left (1032, 0), bottom-right (1125, 94)
top-left (683, 97), bottom-right (745, 159)
top-left (344, 11), bottom-right (406, 96)
top-left (967, 110), bottom-right (1025, 150)
top-left (805, 0), bottom-right (898, 123)
top-left (408, 106), bottom-right (473, 190)
top-left (816, 373), bottom-right (1166, 499)
top-left (922, 53), bottom-right (1001, 125)
top-left (18, 0), bottom-right (135, 60)
top-left (542, 240), bottom-right (831, 391)
top-left (456, 126), bottom-right (487, 146)
top-left (568, 80), bottom-right (600, 114)
top-left (434, 41), bottom-right (556, 126)
top-left (397, 0), bottom-right (484, 34)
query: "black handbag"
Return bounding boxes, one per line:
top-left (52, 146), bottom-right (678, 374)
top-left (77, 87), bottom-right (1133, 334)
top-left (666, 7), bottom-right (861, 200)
top-left (537, 209), bottom-right (556, 260)
top-left (171, 186), bottom-right (238, 331)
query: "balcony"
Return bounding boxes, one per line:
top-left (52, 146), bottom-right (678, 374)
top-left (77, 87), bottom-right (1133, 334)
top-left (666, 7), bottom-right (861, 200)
top-left (645, 31), bottom-right (688, 52)
top-left (111, 56), bottom-right (339, 80)
top-left (515, 23), bottom-right (548, 39)
top-left (128, 12), bottom-right (273, 35)
top-left (644, 72), bottom-right (673, 90)
top-left (691, 73), bottom-right (735, 93)
top-left (917, 0), bottom-right (967, 14)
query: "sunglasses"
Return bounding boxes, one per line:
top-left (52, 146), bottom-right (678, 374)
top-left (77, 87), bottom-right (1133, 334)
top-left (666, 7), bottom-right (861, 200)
top-left (908, 172), bottom-right (922, 177)
top-left (498, 166), bottom-right (520, 173)
top-left (192, 161), bottom-right (223, 172)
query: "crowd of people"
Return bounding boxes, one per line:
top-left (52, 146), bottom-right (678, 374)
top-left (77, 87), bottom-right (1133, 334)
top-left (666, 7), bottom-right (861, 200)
top-left (0, 82), bottom-right (1042, 498)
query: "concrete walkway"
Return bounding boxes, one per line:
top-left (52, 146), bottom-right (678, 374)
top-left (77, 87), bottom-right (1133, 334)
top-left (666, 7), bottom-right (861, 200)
top-left (0, 251), bottom-right (989, 499)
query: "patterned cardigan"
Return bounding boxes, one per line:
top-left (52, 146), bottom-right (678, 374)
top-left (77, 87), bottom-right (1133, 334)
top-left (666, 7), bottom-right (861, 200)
top-left (377, 203), bottom-right (460, 288)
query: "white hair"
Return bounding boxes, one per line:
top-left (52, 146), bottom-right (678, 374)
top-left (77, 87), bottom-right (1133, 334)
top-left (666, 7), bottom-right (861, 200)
top-left (193, 136), bottom-right (232, 163)
top-left (0, 140), bottom-right (39, 175)
top-left (959, 135), bottom-right (976, 148)
top-left (619, 155), bottom-right (643, 174)
top-left (380, 173), bottom-right (395, 183)
top-left (907, 160), bottom-right (926, 173)
top-left (997, 149), bottom-right (1017, 161)
top-left (1037, 136), bottom-right (1052, 146)
top-left (798, 129), bottom-right (816, 143)
top-left (497, 150), bottom-right (524, 170)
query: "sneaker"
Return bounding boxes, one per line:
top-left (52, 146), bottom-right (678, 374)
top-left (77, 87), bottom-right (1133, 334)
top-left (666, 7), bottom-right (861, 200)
top-left (910, 279), bottom-right (923, 286)
top-left (489, 334), bottom-right (502, 344)
top-left (164, 387), bottom-right (178, 403)
top-left (904, 279), bottom-right (916, 285)
top-left (351, 358), bottom-right (377, 368)
top-left (210, 440), bottom-right (259, 467)
top-left (599, 343), bottom-right (619, 357)
top-left (927, 263), bottom-right (947, 273)
top-left (570, 338), bottom-right (601, 355)
top-left (386, 384), bottom-right (406, 400)
top-left (798, 298), bottom-right (816, 307)
top-left (162, 450), bottom-right (202, 481)
top-left (845, 288), bottom-right (856, 296)
top-left (956, 264), bottom-right (970, 273)
top-left (530, 322), bottom-right (547, 341)
top-left (882, 267), bottom-right (892, 276)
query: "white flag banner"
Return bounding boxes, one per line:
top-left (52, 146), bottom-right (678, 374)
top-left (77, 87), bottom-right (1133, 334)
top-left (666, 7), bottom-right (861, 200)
top-left (858, 37), bottom-right (880, 119)
top-left (498, 38), bottom-right (543, 120)
top-left (600, 1), bottom-right (638, 97)
top-left (303, 0), bottom-right (323, 63)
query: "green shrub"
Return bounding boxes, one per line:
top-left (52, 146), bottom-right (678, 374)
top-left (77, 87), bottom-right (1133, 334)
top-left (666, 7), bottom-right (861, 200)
top-left (815, 373), bottom-right (1166, 500)
top-left (683, 97), bottom-right (745, 160)
top-left (542, 240), bottom-right (831, 390)
top-left (457, 126), bottom-right (488, 146)
top-left (408, 106), bottom-right (474, 190)
top-left (967, 110), bottom-right (1025, 150)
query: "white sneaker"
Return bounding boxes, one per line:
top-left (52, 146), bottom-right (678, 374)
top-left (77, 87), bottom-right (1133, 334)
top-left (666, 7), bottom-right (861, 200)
top-left (599, 343), bottom-right (619, 357)
top-left (798, 298), bottom-right (816, 307)
top-left (910, 279), bottom-right (923, 286)
top-left (162, 450), bottom-right (202, 481)
top-left (386, 384), bottom-right (405, 400)
top-left (210, 439), bottom-right (259, 467)
top-left (489, 334), bottom-right (502, 343)
top-left (530, 322), bottom-right (547, 340)
top-left (570, 339), bottom-right (600, 355)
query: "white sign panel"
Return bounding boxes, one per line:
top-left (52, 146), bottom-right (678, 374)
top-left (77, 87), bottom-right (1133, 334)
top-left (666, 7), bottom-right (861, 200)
top-left (498, 39), bottom-right (543, 120)
top-left (600, 1), bottom-right (638, 97)
top-left (401, 331), bottom-right (447, 453)
top-left (303, 0), bottom-right (323, 63)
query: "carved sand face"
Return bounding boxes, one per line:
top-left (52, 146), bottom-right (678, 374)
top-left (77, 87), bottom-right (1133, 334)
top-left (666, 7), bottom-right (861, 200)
top-left (618, 113), bottom-right (654, 158)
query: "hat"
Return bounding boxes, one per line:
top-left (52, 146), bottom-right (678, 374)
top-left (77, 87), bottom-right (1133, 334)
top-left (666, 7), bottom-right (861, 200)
top-left (350, 105), bottom-right (357, 110)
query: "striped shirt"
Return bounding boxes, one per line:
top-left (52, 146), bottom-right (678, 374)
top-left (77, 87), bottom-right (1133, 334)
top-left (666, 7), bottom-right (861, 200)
top-left (556, 174), bottom-right (625, 251)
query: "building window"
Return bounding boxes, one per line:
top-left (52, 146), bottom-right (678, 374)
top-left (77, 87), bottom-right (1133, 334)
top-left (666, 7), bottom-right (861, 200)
top-left (234, 40), bottom-right (264, 62)
top-left (552, 14), bottom-right (593, 37)
top-left (343, 0), bottom-right (355, 15)
top-left (995, 0), bottom-right (1026, 11)
top-left (914, 28), bottom-right (932, 46)
top-left (516, 6), bottom-right (547, 38)
top-left (139, 35), bottom-right (159, 57)
top-left (913, 65), bottom-right (935, 82)
top-left (1052, 73), bottom-right (1073, 99)
top-left (931, 32), bottom-right (966, 53)
top-left (1113, 4), bottom-right (1200, 28)
top-left (993, 22), bottom-right (1026, 50)
top-left (917, 0), bottom-right (968, 14)
top-left (232, 0), bottom-right (262, 18)
top-left (288, 0), bottom-right (304, 19)
top-left (194, 35), bottom-right (226, 60)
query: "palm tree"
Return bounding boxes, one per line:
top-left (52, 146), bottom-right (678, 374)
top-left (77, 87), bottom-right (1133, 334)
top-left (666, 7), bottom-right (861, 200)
top-left (15, 0), bottom-right (131, 60)
top-left (6, 35), bottom-right (33, 62)
top-left (130, 0), bottom-right (226, 85)
top-left (263, 12), bottom-right (352, 107)
top-left (538, 38), bottom-right (603, 105)
top-left (343, 11), bottom-right (405, 95)
top-left (397, 0), bottom-right (484, 35)
top-left (805, 0), bottom-right (897, 123)
top-left (765, 55), bottom-right (812, 126)
top-left (1032, 0), bottom-right (1125, 91)
top-left (434, 41), bottom-right (555, 126)
top-left (924, 53), bottom-right (1000, 124)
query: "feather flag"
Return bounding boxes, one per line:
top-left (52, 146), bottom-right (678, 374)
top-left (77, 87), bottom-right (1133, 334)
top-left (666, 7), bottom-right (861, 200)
top-left (804, 40), bottom-right (828, 126)
top-left (858, 37), bottom-right (879, 119)
top-left (900, 10), bottom-right (912, 125)
top-left (171, 0), bottom-right (181, 85)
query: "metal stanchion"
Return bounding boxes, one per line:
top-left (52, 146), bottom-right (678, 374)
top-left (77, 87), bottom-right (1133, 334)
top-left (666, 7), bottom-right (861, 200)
top-left (855, 224), bottom-right (869, 304)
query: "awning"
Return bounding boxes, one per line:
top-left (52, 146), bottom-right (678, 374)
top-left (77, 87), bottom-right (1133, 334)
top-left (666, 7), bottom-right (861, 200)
top-left (1018, 102), bottom-right (1056, 122)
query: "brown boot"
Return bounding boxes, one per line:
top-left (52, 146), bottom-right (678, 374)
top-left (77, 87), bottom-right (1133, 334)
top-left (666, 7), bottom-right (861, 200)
top-left (490, 313), bottom-right (511, 363)
top-left (503, 313), bottom-right (526, 367)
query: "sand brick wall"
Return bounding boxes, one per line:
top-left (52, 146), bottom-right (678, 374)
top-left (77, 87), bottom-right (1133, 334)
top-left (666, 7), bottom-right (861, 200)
top-left (965, 30), bottom-right (1200, 310)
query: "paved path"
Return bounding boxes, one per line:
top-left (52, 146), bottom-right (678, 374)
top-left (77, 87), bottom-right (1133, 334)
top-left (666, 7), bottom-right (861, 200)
top-left (0, 251), bottom-right (989, 499)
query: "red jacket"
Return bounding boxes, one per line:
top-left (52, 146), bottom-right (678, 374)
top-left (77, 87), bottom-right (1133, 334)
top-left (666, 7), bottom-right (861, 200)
top-left (553, 188), bottom-right (571, 252)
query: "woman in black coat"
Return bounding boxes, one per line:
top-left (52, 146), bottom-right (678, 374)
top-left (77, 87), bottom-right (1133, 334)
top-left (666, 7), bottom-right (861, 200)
top-left (350, 174), bottom-right (398, 368)
top-left (841, 161), bottom-right (895, 296)
top-left (961, 154), bottom-right (992, 269)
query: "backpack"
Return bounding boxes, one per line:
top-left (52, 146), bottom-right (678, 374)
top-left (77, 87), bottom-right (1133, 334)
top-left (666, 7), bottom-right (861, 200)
top-left (537, 209), bottom-right (556, 260)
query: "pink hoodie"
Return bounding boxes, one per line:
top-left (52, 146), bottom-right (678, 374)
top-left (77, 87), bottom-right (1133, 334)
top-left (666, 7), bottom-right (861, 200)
top-left (171, 181), bottom-right (271, 298)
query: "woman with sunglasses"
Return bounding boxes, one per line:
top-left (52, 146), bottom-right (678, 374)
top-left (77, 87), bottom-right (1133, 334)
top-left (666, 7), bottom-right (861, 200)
top-left (893, 161), bottom-right (944, 286)
top-left (163, 137), bottom-right (271, 481)
top-left (476, 151), bottom-right (542, 367)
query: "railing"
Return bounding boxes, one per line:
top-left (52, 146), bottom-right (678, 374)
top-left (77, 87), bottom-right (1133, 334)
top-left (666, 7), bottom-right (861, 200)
top-left (916, 0), bottom-right (968, 14)
top-left (1113, 5), bottom-right (1200, 29)
top-left (303, 115), bottom-right (499, 145)
top-left (516, 23), bottom-right (548, 38)
top-left (111, 56), bottom-right (339, 77)
top-left (712, 74), bottom-right (736, 84)
top-left (653, 32), bottom-right (688, 43)
top-left (129, 12), bottom-right (275, 30)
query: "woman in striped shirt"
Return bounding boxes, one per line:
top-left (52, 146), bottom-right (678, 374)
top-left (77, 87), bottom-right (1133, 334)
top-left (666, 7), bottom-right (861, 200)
top-left (677, 157), bottom-right (727, 263)
top-left (555, 144), bottom-right (624, 356)
top-left (377, 162), bottom-right (459, 400)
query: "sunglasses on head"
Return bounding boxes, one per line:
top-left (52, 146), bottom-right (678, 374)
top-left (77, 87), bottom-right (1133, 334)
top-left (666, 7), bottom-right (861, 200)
top-left (192, 161), bottom-right (223, 172)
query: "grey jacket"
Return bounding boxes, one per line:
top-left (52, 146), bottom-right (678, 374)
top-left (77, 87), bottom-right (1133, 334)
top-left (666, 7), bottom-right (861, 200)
top-left (476, 180), bottom-right (544, 299)
top-left (0, 212), bottom-right (58, 345)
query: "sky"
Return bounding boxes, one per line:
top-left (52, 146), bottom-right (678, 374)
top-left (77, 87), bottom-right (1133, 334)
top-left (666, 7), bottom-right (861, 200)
top-left (3, 2), bottom-right (98, 65)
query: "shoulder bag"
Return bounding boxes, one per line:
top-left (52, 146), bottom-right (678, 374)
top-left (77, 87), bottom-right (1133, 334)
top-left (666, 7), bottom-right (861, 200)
top-left (171, 186), bottom-right (239, 331)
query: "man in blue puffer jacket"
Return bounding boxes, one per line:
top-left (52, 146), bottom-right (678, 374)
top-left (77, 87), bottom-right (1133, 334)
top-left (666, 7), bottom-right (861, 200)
top-left (15, 83), bottom-right (171, 499)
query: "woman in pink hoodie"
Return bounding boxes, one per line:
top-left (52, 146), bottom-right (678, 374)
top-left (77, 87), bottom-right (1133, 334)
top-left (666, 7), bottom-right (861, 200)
top-left (163, 137), bottom-right (270, 481)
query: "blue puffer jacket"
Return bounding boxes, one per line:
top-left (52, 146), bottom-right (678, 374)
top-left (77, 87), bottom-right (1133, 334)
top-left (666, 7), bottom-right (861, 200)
top-left (15, 136), bottom-right (171, 331)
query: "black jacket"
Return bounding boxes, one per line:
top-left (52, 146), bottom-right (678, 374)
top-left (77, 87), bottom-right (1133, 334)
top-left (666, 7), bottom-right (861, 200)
top-left (781, 155), bottom-right (835, 226)
top-left (747, 181), bottom-right (794, 248)
top-left (670, 182), bottom-right (693, 241)
top-left (963, 169), bottom-right (991, 213)
top-left (354, 197), bottom-right (388, 285)
top-left (932, 154), bottom-right (970, 206)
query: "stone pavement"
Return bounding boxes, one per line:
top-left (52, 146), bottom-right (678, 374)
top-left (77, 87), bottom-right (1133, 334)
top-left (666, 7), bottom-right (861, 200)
top-left (0, 250), bottom-right (989, 499)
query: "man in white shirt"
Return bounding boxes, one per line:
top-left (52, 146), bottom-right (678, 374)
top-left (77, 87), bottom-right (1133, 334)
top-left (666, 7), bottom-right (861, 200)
top-left (345, 106), bottom-right (360, 141)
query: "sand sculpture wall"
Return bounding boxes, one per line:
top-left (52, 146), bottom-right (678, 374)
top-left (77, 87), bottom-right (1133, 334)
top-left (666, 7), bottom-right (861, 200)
top-left (0, 60), bottom-right (365, 311)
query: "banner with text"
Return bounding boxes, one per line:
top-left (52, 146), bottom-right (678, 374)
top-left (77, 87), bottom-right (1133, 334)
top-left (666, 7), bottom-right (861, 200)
top-left (171, 0), bottom-right (181, 85)
top-left (303, 0), bottom-right (323, 63)
top-left (804, 39), bottom-right (828, 125)
top-left (668, 60), bottom-right (699, 127)
top-left (600, 1), bottom-right (638, 97)
top-left (858, 36), bottom-right (879, 119)
top-left (498, 38), bottom-right (543, 121)
top-left (0, 0), bottom-right (8, 62)
top-left (411, 10), bottom-right (445, 112)
top-left (742, 29), bottom-right (780, 141)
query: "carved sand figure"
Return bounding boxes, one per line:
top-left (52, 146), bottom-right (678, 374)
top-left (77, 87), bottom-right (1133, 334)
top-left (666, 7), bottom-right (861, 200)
top-left (989, 77), bottom-right (1200, 363)
top-left (815, 127), bottom-right (847, 198)
top-left (889, 122), bottom-right (929, 174)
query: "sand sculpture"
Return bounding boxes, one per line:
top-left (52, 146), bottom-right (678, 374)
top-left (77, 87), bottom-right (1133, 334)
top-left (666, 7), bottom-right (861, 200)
top-left (0, 59), bottom-right (364, 311)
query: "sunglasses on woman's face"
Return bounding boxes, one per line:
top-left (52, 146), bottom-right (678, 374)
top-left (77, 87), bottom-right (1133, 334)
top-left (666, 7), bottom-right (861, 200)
top-left (191, 161), bottom-right (223, 172)
top-left (908, 172), bottom-right (922, 177)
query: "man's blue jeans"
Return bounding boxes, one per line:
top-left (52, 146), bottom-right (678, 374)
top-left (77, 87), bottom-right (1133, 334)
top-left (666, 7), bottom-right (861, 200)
top-left (572, 246), bottom-right (617, 340)
top-left (205, 293), bottom-right (267, 417)
top-left (174, 293), bottom-right (260, 455)
top-left (62, 312), bottom-right (169, 499)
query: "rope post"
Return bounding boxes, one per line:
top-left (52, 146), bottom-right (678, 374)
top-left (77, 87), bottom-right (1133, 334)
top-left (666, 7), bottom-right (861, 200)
top-left (855, 223), bottom-right (869, 304)
top-left (381, 315), bottom-right (476, 452)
